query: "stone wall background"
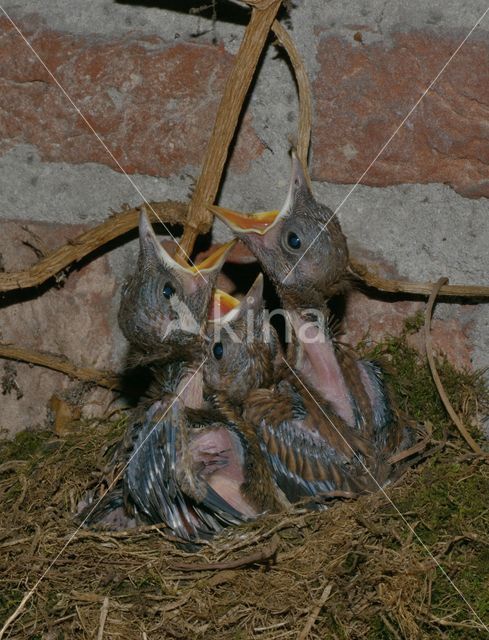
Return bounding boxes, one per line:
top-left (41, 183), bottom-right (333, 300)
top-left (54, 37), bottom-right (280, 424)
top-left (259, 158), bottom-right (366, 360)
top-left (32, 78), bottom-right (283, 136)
top-left (1, 0), bottom-right (488, 435)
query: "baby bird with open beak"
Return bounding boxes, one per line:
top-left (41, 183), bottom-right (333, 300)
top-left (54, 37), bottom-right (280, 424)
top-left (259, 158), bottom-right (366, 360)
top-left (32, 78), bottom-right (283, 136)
top-left (124, 274), bottom-right (288, 540)
top-left (205, 273), bottom-right (289, 513)
top-left (209, 153), bottom-right (413, 488)
top-left (118, 208), bottom-right (231, 366)
top-left (80, 209), bottom-right (238, 536)
top-left (205, 272), bottom-right (373, 502)
top-left (81, 211), bottom-right (285, 541)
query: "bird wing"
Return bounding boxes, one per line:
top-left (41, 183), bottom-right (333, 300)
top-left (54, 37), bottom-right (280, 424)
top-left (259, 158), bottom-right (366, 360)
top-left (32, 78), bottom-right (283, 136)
top-left (358, 359), bottom-right (417, 481)
top-left (245, 385), bottom-right (372, 502)
top-left (76, 483), bottom-right (137, 530)
top-left (124, 399), bottom-right (247, 541)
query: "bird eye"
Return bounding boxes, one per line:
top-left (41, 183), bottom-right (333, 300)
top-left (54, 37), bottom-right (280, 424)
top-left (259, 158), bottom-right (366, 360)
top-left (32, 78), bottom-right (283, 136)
top-left (212, 342), bottom-right (224, 360)
top-left (287, 232), bottom-right (301, 250)
top-left (163, 282), bottom-right (175, 299)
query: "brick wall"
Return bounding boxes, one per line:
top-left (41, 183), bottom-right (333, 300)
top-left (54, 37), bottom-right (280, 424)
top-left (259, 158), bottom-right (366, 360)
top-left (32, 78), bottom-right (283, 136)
top-left (1, 1), bottom-right (488, 434)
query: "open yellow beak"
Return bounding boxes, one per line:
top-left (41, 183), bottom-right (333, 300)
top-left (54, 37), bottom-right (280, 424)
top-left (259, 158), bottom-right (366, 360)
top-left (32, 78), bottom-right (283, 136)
top-left (208, 205), bottom-right (281, 235)
top-left (209, 289), bottom-right (240, 319)
top-left (182, 240), bottom-right (236, 274)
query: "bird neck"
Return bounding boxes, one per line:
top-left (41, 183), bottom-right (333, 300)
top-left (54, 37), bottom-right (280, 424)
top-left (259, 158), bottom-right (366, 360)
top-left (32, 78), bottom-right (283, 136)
top-left (148, 352), bottom-right (206, 409)
top-left (176, 365), bottom-right (205, 409)
top-left (286, 309), bottom-right (356, 427)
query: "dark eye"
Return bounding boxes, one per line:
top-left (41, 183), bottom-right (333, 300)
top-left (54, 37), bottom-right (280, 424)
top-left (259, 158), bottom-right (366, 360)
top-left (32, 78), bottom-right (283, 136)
top-left (287, 232), bottom-right (301, 249)
top-left (212, 342), bottom-right (224, 360)
top-left (163, 282), bottom-right (175, 299)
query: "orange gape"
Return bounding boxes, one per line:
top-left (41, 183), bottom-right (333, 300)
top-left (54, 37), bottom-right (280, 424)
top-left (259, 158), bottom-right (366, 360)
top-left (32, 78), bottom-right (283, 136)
top-left (208, 205), bottom-right (280, 233)
top-left (208, 290), bottom-right (240, 320)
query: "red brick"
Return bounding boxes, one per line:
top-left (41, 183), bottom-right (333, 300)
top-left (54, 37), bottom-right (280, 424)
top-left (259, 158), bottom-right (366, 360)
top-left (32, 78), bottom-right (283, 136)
top-left (313, 31), bottom-right (489, 198)
top-left (0, 16), bottom-right (263, 176)
top-left (342, 250), bottom-right (474, 369)
top-left (0, 220), bottom-right (119, 435)
top-left (342, 289), bottom-right (474, 370)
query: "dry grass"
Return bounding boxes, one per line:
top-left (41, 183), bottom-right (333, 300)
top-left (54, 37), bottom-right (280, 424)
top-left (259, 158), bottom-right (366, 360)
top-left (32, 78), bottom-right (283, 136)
top-left (1, 331), bottom-right (489, 639)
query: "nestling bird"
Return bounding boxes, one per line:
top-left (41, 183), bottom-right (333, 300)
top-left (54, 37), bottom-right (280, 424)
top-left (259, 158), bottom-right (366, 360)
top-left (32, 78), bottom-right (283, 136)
top-left (209, 152), bottom-right (414, 493)
top-left (205, 273), bottom-right (290, 513)
top-left (79, 209), bottom-right (236, 533)
top-left (123, 275), bottom-right (288, 540)
top-left (81, 212), bottom-right (286, 540)
top-left (209, 150), bottom-right (349, 311)
top-left (118, 207), bottom-right (233, 364)
top-left (205, 272), bottom-right (375, 501)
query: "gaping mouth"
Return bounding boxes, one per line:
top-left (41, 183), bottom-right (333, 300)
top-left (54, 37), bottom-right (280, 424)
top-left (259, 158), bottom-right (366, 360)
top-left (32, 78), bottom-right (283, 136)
top-left (207, 151), bottom-right (306, 235)
top-left (170, 240), bottom-right (237, 275)
top-left (208, 206), bottom-right (282, 235)
top-left (208, 272), bottom-right (263, 322)
top-left (139, 209), bottom-right (236, 276)
top-left (209, 289), bottom-right (240, 320)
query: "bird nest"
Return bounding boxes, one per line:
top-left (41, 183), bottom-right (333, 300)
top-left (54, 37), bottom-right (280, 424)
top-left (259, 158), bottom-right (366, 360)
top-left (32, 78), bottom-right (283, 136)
top-left (1, 329), bottom-right (488, 640)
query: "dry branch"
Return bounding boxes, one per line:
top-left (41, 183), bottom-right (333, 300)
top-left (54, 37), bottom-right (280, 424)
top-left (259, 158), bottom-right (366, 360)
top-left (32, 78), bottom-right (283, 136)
top-left (298, 582), bottom-right (333, 640)
top-left (1, 214), bottom-right (488, 388)
top-left (2, 207), bottom-right (487, 300)
top-left (177, 0), bottom-right (283, 258)
top-left (96, 596), bottom-right (109, 640)
top-left (424, 277), bottom-right (483, 455)
top-left (350, 259), bottom-right (489, 299)
top-left (171, 535), bottom-right (279, 572)
top-left (0, 344), bottom-right (120, 390)
top-left (0, 201), bottom-right (186, 292)
top-left (272, 20), bottom-right (312, 179)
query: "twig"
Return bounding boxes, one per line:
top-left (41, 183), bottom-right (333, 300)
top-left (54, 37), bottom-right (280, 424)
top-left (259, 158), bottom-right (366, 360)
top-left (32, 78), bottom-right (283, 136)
top-left (0, 203), bottom-right (487, 301)
top-left (387, 423), bottom-right (432, 464)
top-left (379, 615), bottom-right (402, 640)
top-left (177, 0), bottom-right (283, 259)
top-left (96, 596), bottom-right (110, 640)
top-left (430, 616), bottom-right (488, 630)
top-left (0, 460), bottom-right (27, 474)
top-left (0, 201), bottom-right (187, 292)
top-left (74, 523), bottom-right (193, 545)
top-left (0, 344), bottom-right (121, 390)
top-left (297, 582), bottom-right (333, 640)
top-left (437, 533), bottom-right (485, 557)
top-left (349, 259), bottom-right (489, 299)
top-left (271, 20), bottom-right (312, 177)
top-left (0, 590), bottom-right (34, 639)
top-left (424, 278), bottom-right (483, 455)
top-left (170, 534), bottom-right (279, 571)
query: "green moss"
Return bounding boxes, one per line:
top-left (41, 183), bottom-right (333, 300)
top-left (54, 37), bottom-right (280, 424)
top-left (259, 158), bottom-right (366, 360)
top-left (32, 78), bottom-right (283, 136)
top-left (358, 316), bottom-right (489, 443)
top-left (392, 454), bottom-right (489, 540)
top-left (0, 416), bottom-right (128, 513)
top-left (0, 588), bottom-right (23, 624)
top-left (366, 616), bottom-right (396, 640)
top-left (402, 310), bottom-right (425, 335)
top-left (1, 320), bottom-right (488, 639)
top-left (0, 428), bottom-right (52, 463)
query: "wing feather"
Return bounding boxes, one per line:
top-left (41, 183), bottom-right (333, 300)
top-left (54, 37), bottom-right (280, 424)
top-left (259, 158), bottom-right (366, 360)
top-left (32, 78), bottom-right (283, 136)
top-left (124, 398), bottom-right (248, 541)
top-left (246, 385), bottom-right (373, 501)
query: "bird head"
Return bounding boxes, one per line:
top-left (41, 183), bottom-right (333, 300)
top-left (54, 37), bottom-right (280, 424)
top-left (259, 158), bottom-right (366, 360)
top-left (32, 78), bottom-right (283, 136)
top-left (118, 208), bottom-right (235, 358)
top-left (204, 273), bottom-right (279, 405)
top-left (209, 151), bottom-right (349, 309)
